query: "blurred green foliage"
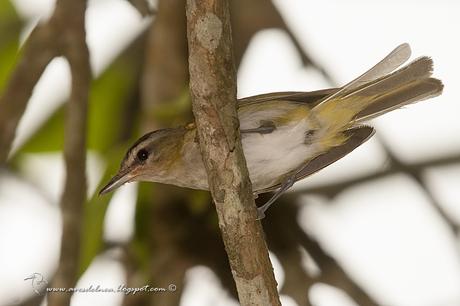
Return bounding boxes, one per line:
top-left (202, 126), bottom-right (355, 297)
top-left (0, 42), bottom-right (19, 90)
top-left (0, 1), bottom-right (20, 90)
top-left (78, 145), bottom-right (125, 276)
top-left (132, 182), bottom-right (158, 270)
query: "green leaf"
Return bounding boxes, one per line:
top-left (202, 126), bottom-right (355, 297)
top-left (0, 41), bottom-right (19, 90)
top-left (0, 1), bottom-right (21, 90)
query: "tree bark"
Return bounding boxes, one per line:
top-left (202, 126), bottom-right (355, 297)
top-left (185, 0), bottom-right (281, 305)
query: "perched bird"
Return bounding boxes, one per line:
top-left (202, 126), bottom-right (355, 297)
top-left (100, 43), bottom-right (443, 218)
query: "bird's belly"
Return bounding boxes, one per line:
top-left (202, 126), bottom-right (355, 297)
top-left (241, 118), bottom-right (317, 191)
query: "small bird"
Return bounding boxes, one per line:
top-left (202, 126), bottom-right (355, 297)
top-left (100, 43), bottom-right (443, 218)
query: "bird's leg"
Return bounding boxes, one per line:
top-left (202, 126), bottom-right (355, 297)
top-left (257, 173), bottom-right (298, 220)
top-left (241, 120), bottom-right (276, 135)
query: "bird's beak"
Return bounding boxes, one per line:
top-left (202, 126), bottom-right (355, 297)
top-left (99, 168), bottom-right (135, 195)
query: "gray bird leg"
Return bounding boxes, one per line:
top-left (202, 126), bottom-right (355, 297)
top-left (257, 173), bottom-right (298, 220)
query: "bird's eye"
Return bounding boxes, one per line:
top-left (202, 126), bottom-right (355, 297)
top-left (136, 149), bottom-right (149, 161)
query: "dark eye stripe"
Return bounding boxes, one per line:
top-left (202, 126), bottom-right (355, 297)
top-left (137, 149), bottom-right (149, 161)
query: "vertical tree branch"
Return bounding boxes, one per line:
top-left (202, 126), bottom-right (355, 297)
top-left (141, 0), bottom-right (189, 128)
top-left (185, 1), bottom-right (281, 305)
top-left (0, 1), bottom-right (89, 305)
top-left (47, 0), bottom-right (90, 305)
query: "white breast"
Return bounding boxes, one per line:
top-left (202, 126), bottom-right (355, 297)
top-left (239, 105), bottom-right (319, 191)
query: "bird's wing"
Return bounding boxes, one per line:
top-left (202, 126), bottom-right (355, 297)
top-left (238, 44), bottom-right (411, 111)
top-left (256, 125), bottom-right (375, 194)
top-left (238, 88), bottom-right (338, 108)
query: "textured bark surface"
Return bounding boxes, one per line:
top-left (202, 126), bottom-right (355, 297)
top-left (185, 0), bottom-right (281, 305)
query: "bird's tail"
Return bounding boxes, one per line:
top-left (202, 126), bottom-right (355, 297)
top-left (312, 54), bottom-right (443, 147)
top-left (314, 56), bottom-right (443, 127)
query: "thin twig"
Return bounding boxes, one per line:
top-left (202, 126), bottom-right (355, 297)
top-left (185, 0), bottom-right (281, 305)
top-left (377, 137), bottom-right (459, 235)
top-left (296, 153), bottom-right (460, 199)
top-left (230, 0), bottom-right (335, 84)
top-left (297, 227), bottom-right (379, 305)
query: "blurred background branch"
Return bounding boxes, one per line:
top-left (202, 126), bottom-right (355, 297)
top-left (32, 1), bottom-right (90, 306)
top-left (0, 0), bottom-right (90, 305)
top-left (0, 10), bottom-right (57, 163)
top-left (297, 154), bottom-right (460, 198)
top-left (262, 193), bottom-right (380, 306)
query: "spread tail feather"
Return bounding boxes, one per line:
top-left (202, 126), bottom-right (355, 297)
top-left (355, 77), bottom-right (443, 121)
top-left (313, 55), bottom-right (443, 131)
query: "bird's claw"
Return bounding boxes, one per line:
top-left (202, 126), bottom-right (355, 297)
top-left (256, 207), bottom-right (266, 220)
top-left (253, 172), bottom-right (300, 220)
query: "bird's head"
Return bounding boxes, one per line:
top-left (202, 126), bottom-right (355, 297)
top-left (99, 128), bottom-right (186, 195)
